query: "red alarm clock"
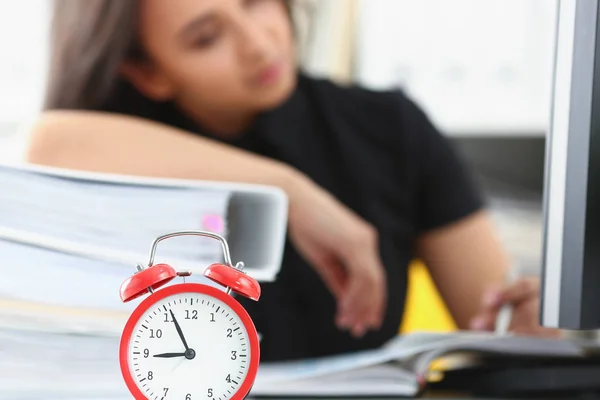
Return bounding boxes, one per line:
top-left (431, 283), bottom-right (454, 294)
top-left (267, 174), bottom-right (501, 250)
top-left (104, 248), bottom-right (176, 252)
top-left (118, 231), bottom-right (261, 400)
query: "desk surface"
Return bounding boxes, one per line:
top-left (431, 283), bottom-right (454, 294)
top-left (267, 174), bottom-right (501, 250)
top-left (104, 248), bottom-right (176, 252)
top-left (249, 397), bottom-right (564, 400)
top-left (250, 396), bottom-right (586, 400)
top-left (0, 327), bottom-right (593, 400)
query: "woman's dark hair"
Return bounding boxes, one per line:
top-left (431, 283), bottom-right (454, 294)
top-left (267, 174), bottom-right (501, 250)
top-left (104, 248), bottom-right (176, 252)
top-left (43, 0), bottom-right (295, 115)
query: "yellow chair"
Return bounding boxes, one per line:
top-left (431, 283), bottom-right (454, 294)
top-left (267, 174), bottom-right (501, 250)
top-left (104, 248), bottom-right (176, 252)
top-left (399, 260), bottom-right (457, 333)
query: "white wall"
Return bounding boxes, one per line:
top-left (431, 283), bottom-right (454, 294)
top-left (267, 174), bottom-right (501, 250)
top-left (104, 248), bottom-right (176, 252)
top-left (0, 1), bottom-right (50, 164)
top-left (355, 0), bottom-right (558, 137)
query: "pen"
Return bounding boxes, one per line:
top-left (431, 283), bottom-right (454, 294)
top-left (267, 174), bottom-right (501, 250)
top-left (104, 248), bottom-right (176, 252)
top-left (494, 267), bottom-right (518, 336)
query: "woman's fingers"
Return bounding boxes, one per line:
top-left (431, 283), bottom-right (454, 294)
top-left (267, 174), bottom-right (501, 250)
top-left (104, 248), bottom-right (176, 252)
top-left (470, 278), bottom-right (539, 332)
top-left (469, 311), bottom-right (496, 331)
top-left (336, 226), bottom-right (387, 337)
top-left (478, 277), bottom-right (539, 316)
top-left (338, 261), bottom-right (386, 335)
top-left (497, 277), bottom-right (539, 304)
top-left (313, 254), bottom-right (347, 301)
top-left (470, 278), bottom-right (564, 338)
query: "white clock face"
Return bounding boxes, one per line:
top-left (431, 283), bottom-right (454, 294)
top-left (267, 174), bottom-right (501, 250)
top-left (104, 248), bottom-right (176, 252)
top-left (126, 291), bottom-right (252, 400)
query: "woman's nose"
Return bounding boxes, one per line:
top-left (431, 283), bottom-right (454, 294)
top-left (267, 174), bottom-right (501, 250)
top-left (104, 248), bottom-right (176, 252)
top-left (237, 22), bottom-right (275, 64)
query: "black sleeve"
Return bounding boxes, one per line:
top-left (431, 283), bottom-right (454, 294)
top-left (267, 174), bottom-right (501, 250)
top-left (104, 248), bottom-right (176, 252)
top-left (397, 92), bottom-right (486, 233)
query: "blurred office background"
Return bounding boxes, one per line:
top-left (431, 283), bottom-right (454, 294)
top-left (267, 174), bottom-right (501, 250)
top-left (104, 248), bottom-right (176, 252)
top-left (0, 0), bottom-right (557, 277)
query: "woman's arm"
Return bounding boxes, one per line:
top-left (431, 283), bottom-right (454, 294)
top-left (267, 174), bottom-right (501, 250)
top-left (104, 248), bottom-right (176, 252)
top-left (397, 92), bottom-right (511, 330)
top-left (392, 91), bottom-right (555, 336)
top-left (415, 210), bottom-right (511, 330)
top-left (26, 109), bottom-right (388, 337)
top-left (27, 110), bottom-right (297, 190)
top-left (418, 212), bottom-right (560, 338)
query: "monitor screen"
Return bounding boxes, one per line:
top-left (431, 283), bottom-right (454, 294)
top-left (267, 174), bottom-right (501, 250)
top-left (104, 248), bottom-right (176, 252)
top-left (541, 0), bottom-right (600, 329)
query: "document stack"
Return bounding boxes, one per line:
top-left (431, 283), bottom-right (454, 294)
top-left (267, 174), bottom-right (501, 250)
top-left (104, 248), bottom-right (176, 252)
top-left (0, 162), bottom-right (288, 335)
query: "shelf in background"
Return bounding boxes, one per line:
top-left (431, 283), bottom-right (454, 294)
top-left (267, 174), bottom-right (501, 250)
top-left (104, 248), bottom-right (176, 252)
top-left (456, 136), bottom-right (547, 276)
top-left (441, 129), bottom-right (547, 139)
top-left (485, 178), bottom-right (544, 277)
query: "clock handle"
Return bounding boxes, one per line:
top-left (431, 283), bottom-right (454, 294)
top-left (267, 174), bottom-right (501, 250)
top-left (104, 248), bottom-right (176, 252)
top-left (120, 230), bottom-right (260, 302)
top-left (145, 231), bottom-right (260, 300)
top-left (146, 230), bottom-right (237, 269)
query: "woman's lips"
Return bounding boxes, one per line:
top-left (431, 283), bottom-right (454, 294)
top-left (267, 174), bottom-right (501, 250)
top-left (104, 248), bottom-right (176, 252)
top-left (253, 59), bottom-right (284, 86)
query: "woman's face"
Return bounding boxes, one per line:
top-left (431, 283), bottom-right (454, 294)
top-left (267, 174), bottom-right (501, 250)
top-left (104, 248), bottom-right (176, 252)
top-left (126, 0), bottom-right (296, 122)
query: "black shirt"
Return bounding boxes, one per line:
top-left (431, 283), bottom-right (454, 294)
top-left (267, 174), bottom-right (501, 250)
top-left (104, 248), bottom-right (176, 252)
top-left (105, 72), bottom-right (485, 361)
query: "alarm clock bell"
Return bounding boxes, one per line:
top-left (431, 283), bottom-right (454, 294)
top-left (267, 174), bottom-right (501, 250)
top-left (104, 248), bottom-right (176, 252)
top-left (119, 231), bottom-right (261, 303)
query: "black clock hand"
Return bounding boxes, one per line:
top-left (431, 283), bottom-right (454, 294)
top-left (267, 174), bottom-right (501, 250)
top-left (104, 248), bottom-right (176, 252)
top-left (153, 352), bottom-right (186, 358)
top-left (169, 309), bottom-right (189, 351)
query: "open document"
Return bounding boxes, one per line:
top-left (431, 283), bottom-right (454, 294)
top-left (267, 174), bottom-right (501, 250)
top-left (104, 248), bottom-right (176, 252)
top-left (251, 331), bottom-right (587, 397)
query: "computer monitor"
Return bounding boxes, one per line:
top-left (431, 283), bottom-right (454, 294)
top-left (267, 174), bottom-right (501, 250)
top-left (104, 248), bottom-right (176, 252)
top-left (541, 0), bottom-right (600, 330)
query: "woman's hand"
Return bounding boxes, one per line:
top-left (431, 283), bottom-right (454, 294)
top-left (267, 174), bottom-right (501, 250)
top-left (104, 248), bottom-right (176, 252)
top-left (469, 276), bottom-right (562, 338)
top-left (286, 174), bottom-right (387, 338)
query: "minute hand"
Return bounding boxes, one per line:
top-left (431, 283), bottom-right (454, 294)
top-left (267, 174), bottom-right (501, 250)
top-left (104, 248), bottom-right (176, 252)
top-left (169, 309), bottom-right (189, 350)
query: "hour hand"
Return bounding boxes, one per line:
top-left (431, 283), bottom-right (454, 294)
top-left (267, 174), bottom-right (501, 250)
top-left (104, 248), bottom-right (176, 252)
top-left (153, 352), bottom-right (186, 358)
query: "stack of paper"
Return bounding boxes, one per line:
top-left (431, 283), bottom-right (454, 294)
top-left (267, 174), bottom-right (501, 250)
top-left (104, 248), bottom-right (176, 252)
top-left (0, 239), bottom-right (165, 318)
top-left (0, 162), bottom-right (288, 272)
top-left (0, 163), bottom-right (231, 263)
top-left (0, 327), bottom-right (128, 399)
top-left (0, 162), bottom-right (288, 335)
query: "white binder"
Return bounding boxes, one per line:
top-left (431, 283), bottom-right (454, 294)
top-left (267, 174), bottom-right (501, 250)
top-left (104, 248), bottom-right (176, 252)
top-left (0, 162), bottom-right (288, 320)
